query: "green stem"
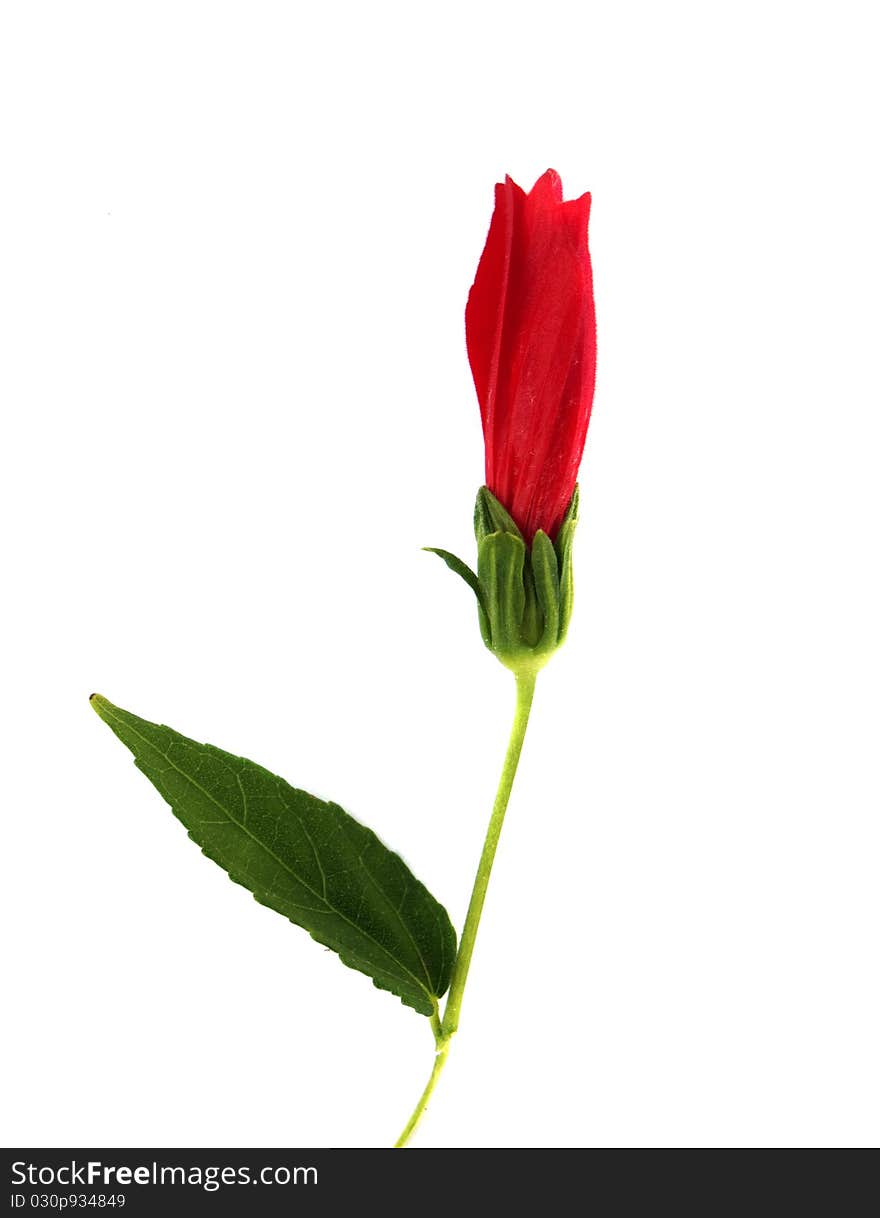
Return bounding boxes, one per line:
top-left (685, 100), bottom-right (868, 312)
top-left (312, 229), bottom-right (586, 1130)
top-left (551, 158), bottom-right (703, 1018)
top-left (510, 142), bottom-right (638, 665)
top-left (442, 668), bottom-right (537, 1038)
top-left (394, 668), bottom-right (538, 1147)
top-left (393, 1041), bottom-right (450, 1148)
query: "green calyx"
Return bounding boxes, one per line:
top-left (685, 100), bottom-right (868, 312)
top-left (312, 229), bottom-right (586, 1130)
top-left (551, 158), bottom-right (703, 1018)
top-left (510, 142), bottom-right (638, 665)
top-left (426, 486), bottom-right (579, 674)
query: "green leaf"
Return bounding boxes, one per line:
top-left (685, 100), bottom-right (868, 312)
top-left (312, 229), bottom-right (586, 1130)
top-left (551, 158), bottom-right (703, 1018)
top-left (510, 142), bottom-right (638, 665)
top-left (90, 695), bottom-right (456, 1016)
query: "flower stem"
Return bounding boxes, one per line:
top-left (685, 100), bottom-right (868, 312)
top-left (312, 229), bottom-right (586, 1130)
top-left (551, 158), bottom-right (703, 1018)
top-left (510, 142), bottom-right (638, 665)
top-left (392, 1040), bottom-right (450, 1148)
top-left (394, 668), bottom-right (537, 1147)
top-left (442, 669), bottom-right (537, 1039)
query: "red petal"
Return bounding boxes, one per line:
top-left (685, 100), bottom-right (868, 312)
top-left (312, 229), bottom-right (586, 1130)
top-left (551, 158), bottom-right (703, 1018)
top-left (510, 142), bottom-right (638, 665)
top-left (466, 177), bottom-right (519, 478)
top-left (528, 168), bottom-right (564, 207)
top-left (466, 172), bottom-right (596, 540)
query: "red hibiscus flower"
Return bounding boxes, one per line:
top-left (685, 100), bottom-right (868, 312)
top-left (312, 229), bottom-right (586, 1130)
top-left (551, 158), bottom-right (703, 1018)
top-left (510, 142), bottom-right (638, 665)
top-left (466, 169), bottom-right (596, 543)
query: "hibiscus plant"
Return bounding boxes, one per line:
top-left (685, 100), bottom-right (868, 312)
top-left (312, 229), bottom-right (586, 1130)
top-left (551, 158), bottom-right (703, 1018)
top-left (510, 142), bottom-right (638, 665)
top-left (91, 169), bottom-right (597, 1148)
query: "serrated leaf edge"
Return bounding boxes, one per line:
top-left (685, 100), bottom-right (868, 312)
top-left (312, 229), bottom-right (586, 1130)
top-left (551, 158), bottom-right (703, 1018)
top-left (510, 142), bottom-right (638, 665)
top-left (92, 695), bottom-right (452, 1016)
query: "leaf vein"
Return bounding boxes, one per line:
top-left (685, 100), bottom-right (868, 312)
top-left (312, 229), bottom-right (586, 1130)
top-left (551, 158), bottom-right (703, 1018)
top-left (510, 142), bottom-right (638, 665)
top-left (101, 705), bottom-right (434, 1004)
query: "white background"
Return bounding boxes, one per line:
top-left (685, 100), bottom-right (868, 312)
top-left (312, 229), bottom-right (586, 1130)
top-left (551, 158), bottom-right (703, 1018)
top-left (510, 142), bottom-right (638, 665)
top-left (2, 1), bottom-right (878, 1150)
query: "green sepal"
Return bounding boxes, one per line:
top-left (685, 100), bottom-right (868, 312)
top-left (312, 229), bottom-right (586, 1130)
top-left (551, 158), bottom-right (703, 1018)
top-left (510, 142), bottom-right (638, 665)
top-left (474, 486), bottom-right (523, 544)
top-left (477, 530), bottom-right (527, 656)
top-left (423, 547), bottom-right (489, 637)
top-left (427, 485), bottom-right (580, 673)
top-left (530, 530), bottom-right (560, 646)
top-left (554, 486), bottom-right (580, 646)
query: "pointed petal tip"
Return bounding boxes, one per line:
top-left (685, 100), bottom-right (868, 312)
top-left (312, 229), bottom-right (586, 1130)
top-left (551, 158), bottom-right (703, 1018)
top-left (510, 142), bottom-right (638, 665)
top-left (500, 174), bottom-right (526, 202)
top-left (530, 168), bottom-right (564, 202)
top-left (500, 168), bottom-right (591, 206)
